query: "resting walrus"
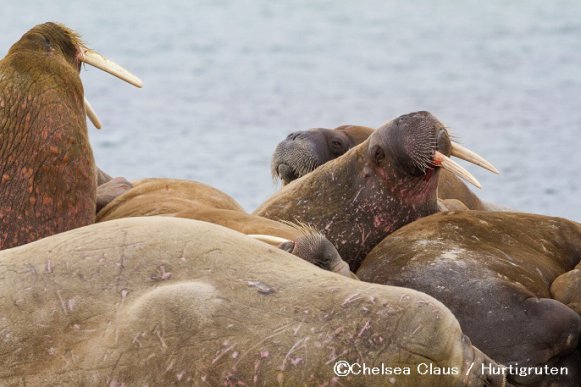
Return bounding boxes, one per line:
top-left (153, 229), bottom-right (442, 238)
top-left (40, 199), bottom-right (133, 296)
top-left (357, 211), bottom-right (581, 386)
top-left (0, 22), bottom-right (141, 250)
top-left (97, 178), bottom-right (353, 277)
top-left (271, 124), bottom-right (498, 210)
top-left (255, 111), bottom-right (496, 270)
top-left (0, 217), bottom-right (504, 386)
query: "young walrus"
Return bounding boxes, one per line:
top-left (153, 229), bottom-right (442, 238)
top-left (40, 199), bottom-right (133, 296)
top-left (255, 111), bottom-right (497, 271)
top-left (0, 22), bottom-right (141, 250)
top-left (97, 178), bottom-right (354, 278)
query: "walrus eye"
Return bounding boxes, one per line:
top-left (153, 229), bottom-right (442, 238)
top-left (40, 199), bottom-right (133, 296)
top-left (330, 139), bottom-right (346, 155)
top-left (41, 35), bottom-right (53, 52)
top-left (372, 145), bottom-right (385, 164)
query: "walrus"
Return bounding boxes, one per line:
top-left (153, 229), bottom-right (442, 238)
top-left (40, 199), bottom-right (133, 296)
top-left (357, 211), bottom-right (581, 386)
top-left (96, 178), bottom-right (353, 277)
top-left (0, 217), bottom-right (505, 386)
top-left (0, 22), bottom-right (141, 250)
top-left (271, 124), bottom-right (498, 210)
top-left (273, 125), bottom-right (375, 184)
top-left (255, 111), bottom-right (496, 270)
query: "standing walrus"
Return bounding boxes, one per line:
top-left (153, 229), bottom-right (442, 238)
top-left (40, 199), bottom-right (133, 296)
top-left (0, 22), bottom-right (141, 250)
top-left (255, 111), bottom-right (495, 270)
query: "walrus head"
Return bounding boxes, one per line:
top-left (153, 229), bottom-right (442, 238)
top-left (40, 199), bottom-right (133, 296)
top-left (271, 125), bottom-right (374, 184)
top-left (255, 111), bottom-right (497, 270)
top-left (368, 111), bottom-right (479, 189)
top-left (248, 232), bottom-right (354, 278)
top-left (0, 22), bottom-right (141, 250)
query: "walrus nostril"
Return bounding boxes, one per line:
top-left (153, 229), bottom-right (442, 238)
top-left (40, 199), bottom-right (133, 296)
top-left (287, 131), bottom-right (306, 141)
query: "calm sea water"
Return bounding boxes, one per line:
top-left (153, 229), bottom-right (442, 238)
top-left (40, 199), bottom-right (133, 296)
top-left (2, 1), bottom-right (580, 220)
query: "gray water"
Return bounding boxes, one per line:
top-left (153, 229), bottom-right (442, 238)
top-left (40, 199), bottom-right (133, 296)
top-left (2, 0), bottom-right (581, 221)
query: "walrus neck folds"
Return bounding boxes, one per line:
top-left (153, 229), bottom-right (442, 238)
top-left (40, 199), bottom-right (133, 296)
top-left (0, 23), bottom-right (96, 250)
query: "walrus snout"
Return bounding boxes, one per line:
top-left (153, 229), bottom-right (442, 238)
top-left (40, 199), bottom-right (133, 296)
top-left (271, 128), bottom-right (360, 184)
top-left (370, 111), bottom-right (443, 177)
top-left (271, 132), bottom-right (323, 184)
top-left (372, 111), bottom-right (496, 189)
top-left (276, 164), bottom-right (299, 184)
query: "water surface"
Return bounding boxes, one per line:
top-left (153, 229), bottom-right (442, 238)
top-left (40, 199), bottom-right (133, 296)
top-left (2, 0), bottom-right (580, 220)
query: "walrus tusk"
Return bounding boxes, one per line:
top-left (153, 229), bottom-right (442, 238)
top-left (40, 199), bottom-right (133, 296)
top-left (247, 234), bottom-right (290, 244)
top-left (84, 98), bottom-right (102, 129)
top-left (80, 49), bottom-right (143, 88)
top-left (434, 151), bottom-right (482, 189)
top-left (450, 142), bottom-right (499, 174)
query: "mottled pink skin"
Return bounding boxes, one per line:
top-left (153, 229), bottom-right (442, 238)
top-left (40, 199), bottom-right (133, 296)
top-left (0, 23), bottom-right (96, 250)
top-left (255, 111), bottom-right (448, 271)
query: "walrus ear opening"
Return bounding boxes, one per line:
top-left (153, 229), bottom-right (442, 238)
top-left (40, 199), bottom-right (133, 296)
top-left (371, 145), bottom-right (385, 165)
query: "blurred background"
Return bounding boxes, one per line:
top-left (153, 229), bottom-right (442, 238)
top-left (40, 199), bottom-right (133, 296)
top-left (2, 0), bottom-right (580, 220)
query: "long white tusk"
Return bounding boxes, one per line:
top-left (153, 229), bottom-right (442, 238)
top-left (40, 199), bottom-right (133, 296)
top-left (80, 49), bottom-right (143, 88)
top-left (451, 142), bottom-right (499, 174)
top-left (84, 97), bottom-right (102, 129)
top-left (247, 234), bottom-right (290, 245)
top-left (434, 151), bottom-right (482, 189)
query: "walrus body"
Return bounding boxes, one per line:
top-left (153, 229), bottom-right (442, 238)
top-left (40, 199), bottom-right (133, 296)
top-left (357, 211), bottom-right (581, 386)
top-left (0, 23), bottom-right (141, 250)
top-left (255, 111), bottom-right (488, 271)
top-left (98, 178), bottom-right (293, 239)
top-left (97, 178), bottom-right (353, 276)
top-left (271, 124), bottom-right (491, 210)
top-left (0, 217), bottom-right (504, 386)
top-left (0, 23), bottom-right (96, 249)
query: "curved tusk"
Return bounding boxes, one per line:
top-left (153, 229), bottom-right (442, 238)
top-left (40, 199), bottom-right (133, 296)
top-left (451, 142), bottom-right (499, 174)
top-left (84, 98), bottom-right (102, 129)
top-left (247, 234), bottom-right (290, 245)
top-left (434, 151), bottom-right (482, 189)
top-left (80, 49), bottom-right (143, 88)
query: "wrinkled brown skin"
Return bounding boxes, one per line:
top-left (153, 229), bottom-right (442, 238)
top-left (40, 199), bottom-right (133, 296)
top-left (357, 211), bottom-right (581, 386)
top-left (97, 178), bottom-right (352, 277)
top-left (271, 124), bottom-right (488, 210)
top-left (255, 111), bottom-right (452, 271)
top-left (0, 217), bottom-right (505, 386)
top-left (0, 23), bottom-right (96, 250)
